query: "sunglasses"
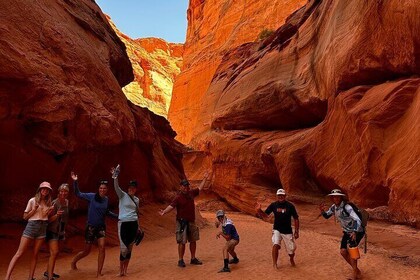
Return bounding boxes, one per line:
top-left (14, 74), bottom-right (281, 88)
top-left (100, 180), bottom-right (108, 185)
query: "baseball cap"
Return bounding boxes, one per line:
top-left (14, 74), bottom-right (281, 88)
top-left (216, 210), bottom-right (225, 217)
top-left (180, 179), bottom-right (190, 186)
top-left (276, 188), bottom-right (286, 195)
top-left (38, 181), bottom-right (52, 191)
top-left (128, 180), bottom-right (138, 187)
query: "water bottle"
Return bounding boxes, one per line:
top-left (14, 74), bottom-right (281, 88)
top-left (112, 164), bottom-right (120, 179)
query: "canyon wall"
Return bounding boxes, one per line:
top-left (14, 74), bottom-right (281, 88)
top-left (108, 17), bottom-right (184, 117)
top-left (169, 0), bottom-right (307, 143)
top-left (178, 0), bottom-right (420, 226)
top-left (0, 0), bottom-right (184, 220)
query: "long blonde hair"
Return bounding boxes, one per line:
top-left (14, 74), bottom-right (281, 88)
top-left (35, 187), bottom-right (52, 206)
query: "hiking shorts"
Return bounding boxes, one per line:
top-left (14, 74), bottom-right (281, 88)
top-left (340, 231), bottom-right (365, 249)
top-left (176, 220), bottom-right (199, 244)
top-left (22, 220), bottom-right (48, 239)
top-left (272, 230), bottom-right (296, 255)
top-left (225, 239), bottom-right (239, 252)
top-left (85, 225), bottom-right (106, 243)
top-left (46, 230), bottom-right (65, 242)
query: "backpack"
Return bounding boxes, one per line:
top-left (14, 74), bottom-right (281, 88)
top-left (343, 202), bottom-right (369, 228)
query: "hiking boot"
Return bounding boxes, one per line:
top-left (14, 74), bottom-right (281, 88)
top-left (229, 258), bottom-right (239, 264)
top-left (44, 272), bottom-right (60, 279)
top-left (178, 259), bottom-right (186, 267)
top-left (190, 258), bottom-right (203, 265)
top-left (218, 267), bottom-right (231, 273)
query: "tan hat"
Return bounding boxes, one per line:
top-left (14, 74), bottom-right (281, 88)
top-left (327, 189), bottom-right (346, 196)
top-left (276, 188), bottom-right (286, 195)
top-left (38, 181), bottom-right (52, 191)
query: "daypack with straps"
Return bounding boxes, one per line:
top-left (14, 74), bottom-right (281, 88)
top-left (343, 202), bottom-right (369, 228)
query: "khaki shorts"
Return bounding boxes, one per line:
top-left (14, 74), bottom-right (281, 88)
top-left (225, 239), bottom-right (239, 252)
top-left (272, 230), bottom-right (296, 255)
top-left (176, 220), bottom-right (199, 244)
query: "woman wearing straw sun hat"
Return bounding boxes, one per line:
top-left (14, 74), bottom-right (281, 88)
top-left (319, 189), bottom-right (365, 280)
top-left (5, 181), bottom-right (54, 280)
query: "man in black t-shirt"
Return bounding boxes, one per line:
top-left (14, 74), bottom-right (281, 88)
top-left (256, 188), bottom-right (299, 269)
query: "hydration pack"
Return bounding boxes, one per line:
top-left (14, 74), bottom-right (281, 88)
top-left (343, 202), bottom-right (369, 228)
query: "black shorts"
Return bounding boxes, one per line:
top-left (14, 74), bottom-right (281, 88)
top-left (85, 225), bottom-right (106, 243)
top-left (340, 231), bottom-right (365, 249)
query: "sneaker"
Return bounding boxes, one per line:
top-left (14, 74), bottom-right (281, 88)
top-left (178, 259), bottom-right (186, 267)
top-left (190, 258), bottom-right (203, 265)
top-left (44, 272), bottom-right (60, 278)
top-left (218, 267), bottom-right (231, 273)
top-left (229, 258), bottom-right (239, 264)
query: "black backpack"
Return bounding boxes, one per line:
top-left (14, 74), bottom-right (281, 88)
top-left (343, 202), bottom-right (369, 228)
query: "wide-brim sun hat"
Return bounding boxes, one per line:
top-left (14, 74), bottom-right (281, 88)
top-left (276, 188), bottom-right (286, 195)
top-left (327, 189), bottom-right (346, 196)
top-left (38, 181), bottom-right (52, 191)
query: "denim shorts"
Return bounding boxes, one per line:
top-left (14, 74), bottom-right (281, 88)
top-left (22, 220), bottom-right (48, 239)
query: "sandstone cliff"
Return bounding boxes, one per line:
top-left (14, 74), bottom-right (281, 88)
top-left (169, 0), bottom-right (308, 143)
top-left (0, 0), bottom-right (184, 220)
top-left (179, 0), bottom-right (420, 226)
top-left (107, 17), bottom-right (184, 118)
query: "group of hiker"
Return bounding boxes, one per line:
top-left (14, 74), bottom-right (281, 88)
top-left (4, 166), bottom-right (366, 280)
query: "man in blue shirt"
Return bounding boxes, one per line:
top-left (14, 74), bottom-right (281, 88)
top-left (215, 210), bottom-right (240, 273)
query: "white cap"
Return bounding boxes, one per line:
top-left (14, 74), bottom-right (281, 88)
top-left (216, 210), bottom-right (225, 217)
top-left (276, 188), bottom-right (286, 195)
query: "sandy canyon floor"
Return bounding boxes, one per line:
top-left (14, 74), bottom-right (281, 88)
top-left (1, 202), bottom-right (419, 280)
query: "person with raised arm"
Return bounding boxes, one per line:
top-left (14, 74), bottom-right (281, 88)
top-left (110, 164), bottom-right (142, 276)
top-left (158, 173), bottom-right (209, 268)
top-left (70, 172), bottom-right (117, 277)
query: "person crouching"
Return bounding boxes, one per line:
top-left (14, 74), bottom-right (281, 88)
top-left (215, 210), bottom-right (240, 273)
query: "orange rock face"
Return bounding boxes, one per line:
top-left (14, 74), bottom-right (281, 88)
top-left (0, 0), bottom-right (184, 220)
top-left (108, 17), bottom-right (184, 117)
top-left (178, 0), bottom-right (420, 226)
top-left (169, 0), bottom-right (308, 143)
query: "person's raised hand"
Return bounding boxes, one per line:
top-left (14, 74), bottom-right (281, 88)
top-left (70, 172), bottom-right (78, 181)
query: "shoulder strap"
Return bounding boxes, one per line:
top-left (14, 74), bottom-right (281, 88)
top-left (128, 195), bottom-right (139, 218)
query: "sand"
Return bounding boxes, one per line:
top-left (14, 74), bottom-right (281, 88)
top-left (1, 205), bottom-right (420, 280)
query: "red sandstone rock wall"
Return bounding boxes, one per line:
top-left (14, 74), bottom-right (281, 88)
top-left (0, 0), bottom-right (184, 220)
top-left (169, 0), bottom-right (308, 143)
top-left (108, 17), bottom-right (184, 118)
top-left (179, 0), bottom-right (420, 226)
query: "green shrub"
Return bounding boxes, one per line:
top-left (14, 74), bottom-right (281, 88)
top-left (257, 29), bottom-right (275, 41)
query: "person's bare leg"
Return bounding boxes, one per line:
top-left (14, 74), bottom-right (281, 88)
top-left (71, 243), bottom-right (92, 270)
top-left (5, 236), bottom-right (31, 280)
top-left (289, 254), bottom-right (296, 266)
top-left (272, 245), bottom-right (280, 269)
top-left (29, 238), bottom-right (45, 280)
top-left (118, 260), bottom-right (124, 277)
top-left (123, 259), bottom-right (130, 275)
top-left (229, 249), bottom-right (237, 259)
top-left (47, 240), bottom-right (59, 279)
top-left (178, 243), bottom-right (186, 260)
top-left (189, 241), bottom-right (196, 259)
top-left (97, 237), bottom-right (105, 277)
top-left (350, 258), bottom-right (361, 279)
top-left (340, 249), bottom-right (352, 265)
